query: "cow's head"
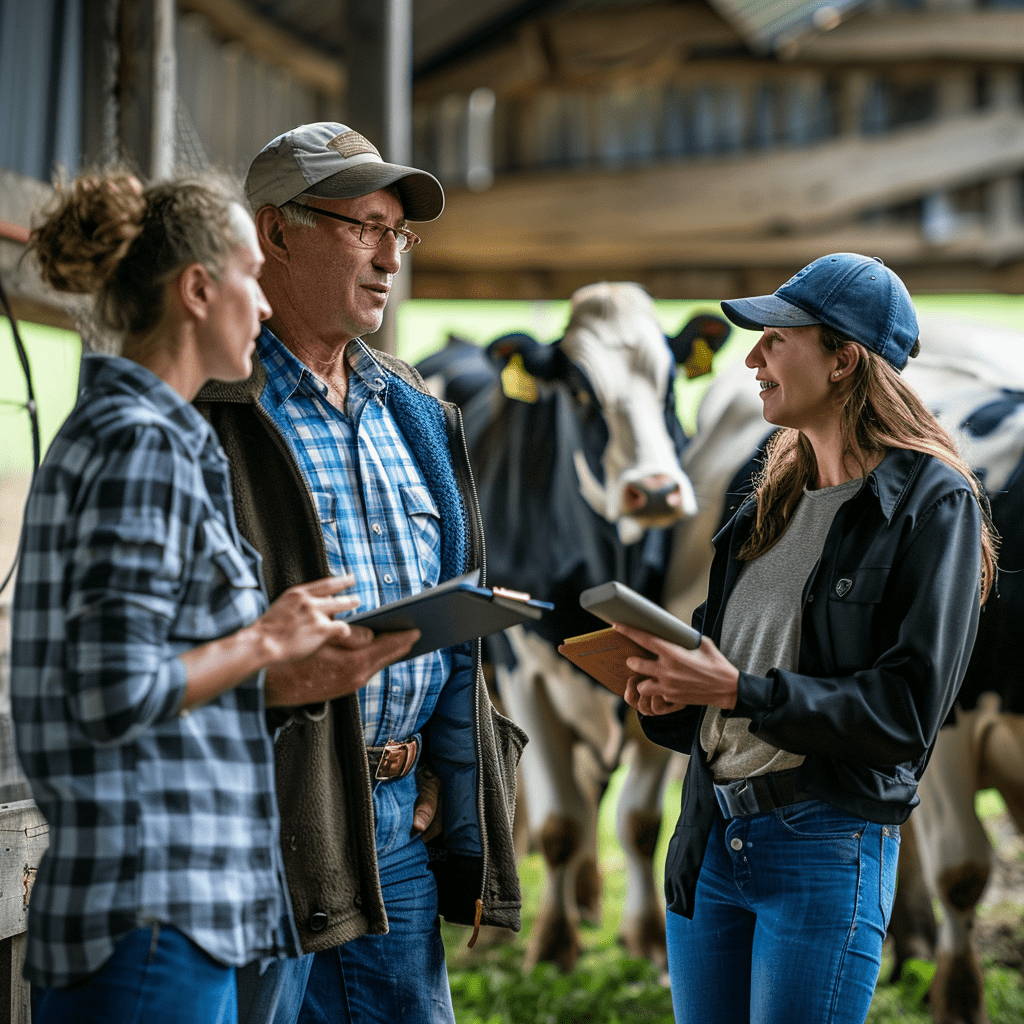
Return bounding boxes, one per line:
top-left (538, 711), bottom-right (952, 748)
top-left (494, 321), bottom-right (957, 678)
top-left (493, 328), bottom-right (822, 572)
top-left (551, 282), bottom-right (698, 544)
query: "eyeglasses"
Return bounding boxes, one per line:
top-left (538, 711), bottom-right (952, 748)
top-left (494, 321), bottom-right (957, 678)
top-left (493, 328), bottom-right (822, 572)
top-left (287, 201), bottom-right (420, 254)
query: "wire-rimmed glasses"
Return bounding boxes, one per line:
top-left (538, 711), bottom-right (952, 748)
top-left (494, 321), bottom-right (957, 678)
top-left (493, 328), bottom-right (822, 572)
top-left (286, 201), bottom-right (420, 253)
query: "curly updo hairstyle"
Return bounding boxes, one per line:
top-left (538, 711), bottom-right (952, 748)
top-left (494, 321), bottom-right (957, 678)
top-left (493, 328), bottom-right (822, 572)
top-left (30, 170), bottom-right (245, 355)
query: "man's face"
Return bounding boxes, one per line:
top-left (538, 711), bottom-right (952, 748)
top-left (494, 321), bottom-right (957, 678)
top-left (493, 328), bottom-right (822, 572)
top-left (283, 188), bottom-right (405, 344)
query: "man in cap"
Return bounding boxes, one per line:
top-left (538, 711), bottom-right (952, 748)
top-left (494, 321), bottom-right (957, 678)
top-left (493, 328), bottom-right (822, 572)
top-left (195, 123), bottom-right (523, 1024)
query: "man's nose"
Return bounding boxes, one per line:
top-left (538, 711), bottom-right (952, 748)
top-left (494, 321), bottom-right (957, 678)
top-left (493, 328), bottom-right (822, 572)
top-left (373, 236), bottom-right (402, 273)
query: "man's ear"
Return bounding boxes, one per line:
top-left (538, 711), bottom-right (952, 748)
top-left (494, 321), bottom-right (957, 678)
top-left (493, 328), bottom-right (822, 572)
top-left (178, 262), bottom-right (214, 321)
top-left (255, 206), bottom-right (289, 264)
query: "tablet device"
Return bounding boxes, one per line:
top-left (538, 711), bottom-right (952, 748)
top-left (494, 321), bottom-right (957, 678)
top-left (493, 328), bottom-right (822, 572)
top-left (579, 581), bottom-right (701, 650)
top-left (347, 569), bottom-right (554, 659)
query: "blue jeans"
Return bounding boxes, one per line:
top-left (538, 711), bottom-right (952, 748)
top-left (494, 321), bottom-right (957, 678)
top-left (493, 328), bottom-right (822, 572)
top-left (33, 923), bottom-right (236, 1024)
top-left (238, 770), bottom-right (456, 1024)
top-left (666, 799), bottom-right (900, 1024)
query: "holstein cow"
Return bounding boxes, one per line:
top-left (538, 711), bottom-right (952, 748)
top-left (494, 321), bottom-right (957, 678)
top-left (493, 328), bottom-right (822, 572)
top-left (664, 312), bottom-right (1024, 1024)
top-left (416, 282), bottom-right (730, 971)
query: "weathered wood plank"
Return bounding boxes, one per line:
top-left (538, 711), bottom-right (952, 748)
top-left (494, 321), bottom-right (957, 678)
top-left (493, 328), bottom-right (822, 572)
top-left (0, 802), bottom-right (48, 944)
top-left (794, 10), bottom-right (1024, 63)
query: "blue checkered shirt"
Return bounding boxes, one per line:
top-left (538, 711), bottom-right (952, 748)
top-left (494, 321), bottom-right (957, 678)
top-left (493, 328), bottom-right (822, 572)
top-left (11, 355), bottom-right (295, 989)
top-left (257, 328), bottom-right (451, 745)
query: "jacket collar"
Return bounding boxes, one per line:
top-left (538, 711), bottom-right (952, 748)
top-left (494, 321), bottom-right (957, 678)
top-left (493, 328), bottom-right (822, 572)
top-left (864, 447), bottom-right (925, 523)
top-left (82, 353), bottom-right (217, 453)
top-left (193, 325), bottom-right (434, 406)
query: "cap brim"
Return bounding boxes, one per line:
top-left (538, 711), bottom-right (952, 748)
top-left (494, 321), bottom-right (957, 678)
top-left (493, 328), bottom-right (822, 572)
top-left (305, 163), bottom-right (444, 222)
top-left (720, 294), bottom-right (821, 332)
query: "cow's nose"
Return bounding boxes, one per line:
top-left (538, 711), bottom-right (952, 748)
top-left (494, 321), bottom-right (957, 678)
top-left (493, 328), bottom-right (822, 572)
top-left (623, 475), bottom-right (684, 517)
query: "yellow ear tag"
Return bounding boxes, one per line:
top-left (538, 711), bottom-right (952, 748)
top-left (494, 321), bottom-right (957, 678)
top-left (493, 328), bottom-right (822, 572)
top-left (683, 338), bottom-right (715, 380)
top-left (500, 353), bottom-right (539, 403)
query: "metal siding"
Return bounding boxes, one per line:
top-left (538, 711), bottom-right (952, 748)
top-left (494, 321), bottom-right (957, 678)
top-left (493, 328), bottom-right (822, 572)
top-left (0, 0), bottom-right (83, 180)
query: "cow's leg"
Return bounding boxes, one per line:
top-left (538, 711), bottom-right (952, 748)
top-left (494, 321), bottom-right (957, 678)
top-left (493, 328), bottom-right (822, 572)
top-left (977, 708), bottom-right (1024, 832)
top-left (914, 708), bottom-right (993, 1024)
top-left (496, 657), bottom-right (592, 972)
top-left (888, 812), bottom-right (939, 983)
top-left (615, 715), bottom-right (672, 969)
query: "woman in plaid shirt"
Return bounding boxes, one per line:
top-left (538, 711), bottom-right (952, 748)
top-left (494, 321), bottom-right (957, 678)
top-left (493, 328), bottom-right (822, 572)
top-left (11, 172), bottom-right (416, 1024)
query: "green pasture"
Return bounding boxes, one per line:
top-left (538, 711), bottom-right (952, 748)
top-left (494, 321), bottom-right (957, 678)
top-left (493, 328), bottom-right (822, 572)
top-left (441, 768), bottom-right (1024, 1024)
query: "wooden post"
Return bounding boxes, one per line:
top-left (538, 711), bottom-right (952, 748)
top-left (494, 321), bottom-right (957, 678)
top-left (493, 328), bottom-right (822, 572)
top-left (117, 0), bottom-right (176, 180)
top-left (345, 0), bottom-right (413, 356)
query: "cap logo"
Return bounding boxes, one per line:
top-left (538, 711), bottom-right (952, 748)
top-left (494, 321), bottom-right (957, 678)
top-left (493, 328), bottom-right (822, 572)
top-left (326, 131), bottom-right (380, 160)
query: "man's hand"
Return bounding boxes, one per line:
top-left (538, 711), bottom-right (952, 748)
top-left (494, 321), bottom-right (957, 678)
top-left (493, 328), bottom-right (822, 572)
top-left (412, 765), bottom-right (442, 843)
top-left (263, 627), bottom-right (419, 706)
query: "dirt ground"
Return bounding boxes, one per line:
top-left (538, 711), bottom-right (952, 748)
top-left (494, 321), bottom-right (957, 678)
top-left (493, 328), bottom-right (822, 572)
top-left (975, 810), bottom-right (1024, 971)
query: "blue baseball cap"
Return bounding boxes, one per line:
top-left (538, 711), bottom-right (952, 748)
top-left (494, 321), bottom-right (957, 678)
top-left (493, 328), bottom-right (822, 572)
top-left (720, 253), bottom-right (919, 371)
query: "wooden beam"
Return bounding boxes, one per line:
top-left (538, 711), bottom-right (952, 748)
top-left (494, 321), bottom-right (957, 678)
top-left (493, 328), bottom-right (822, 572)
top-left (414, 1), bottom-right (738, 103)
top-left (792, 9), bottom-right (1024, 63)
top-left (177, 0), bottom-right (346, 97)
top-left (415, 106), bottom-right (1024, 269)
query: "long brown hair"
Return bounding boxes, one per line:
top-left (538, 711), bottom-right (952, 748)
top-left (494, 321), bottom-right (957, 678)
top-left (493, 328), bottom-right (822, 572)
top-left (738, 326), bottom-right (997, 603)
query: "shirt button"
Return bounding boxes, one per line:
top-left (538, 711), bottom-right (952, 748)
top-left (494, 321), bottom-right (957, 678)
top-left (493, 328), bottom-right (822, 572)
top-left (372, 523), bottom-right (382, 535)
top-left (383, 573), bottom-right (393, 584)
top-left (730, 837), bottom-right (744, 851)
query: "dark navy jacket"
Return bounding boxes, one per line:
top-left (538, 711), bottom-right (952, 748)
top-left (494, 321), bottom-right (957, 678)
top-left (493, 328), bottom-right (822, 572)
top-left (641, 447), bottom-right (983, 918)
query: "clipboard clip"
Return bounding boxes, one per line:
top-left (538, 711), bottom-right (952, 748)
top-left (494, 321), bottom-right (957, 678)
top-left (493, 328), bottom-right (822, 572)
top-left (492, 586), bottom-right (532, 603)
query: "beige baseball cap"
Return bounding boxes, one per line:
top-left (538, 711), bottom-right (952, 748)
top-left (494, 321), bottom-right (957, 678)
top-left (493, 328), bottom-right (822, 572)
top-left (245, 122), bottom-right (444, 222)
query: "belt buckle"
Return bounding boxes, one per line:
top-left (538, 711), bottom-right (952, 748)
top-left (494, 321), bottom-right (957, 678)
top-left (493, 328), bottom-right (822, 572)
top-left (376, 738), bottom-right (413, 781)
top-left (715, 778), bottom-right (759, 818)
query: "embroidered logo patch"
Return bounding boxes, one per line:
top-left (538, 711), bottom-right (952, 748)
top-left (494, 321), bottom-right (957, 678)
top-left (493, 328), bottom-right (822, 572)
top-left (835, 578), bottom-right (853, 597)
top-left (326, 131), bottom-right (381, 159)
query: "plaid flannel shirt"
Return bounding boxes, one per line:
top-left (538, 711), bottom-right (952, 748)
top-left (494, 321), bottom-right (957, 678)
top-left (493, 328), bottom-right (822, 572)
top-left (257, 328), bottom-right (451, 746)
top-left (12, 355), bottom-right (294, 989)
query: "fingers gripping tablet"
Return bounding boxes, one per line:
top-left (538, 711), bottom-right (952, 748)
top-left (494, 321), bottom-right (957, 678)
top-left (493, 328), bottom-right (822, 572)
top-left (579, 581), bottom-right (701, 650)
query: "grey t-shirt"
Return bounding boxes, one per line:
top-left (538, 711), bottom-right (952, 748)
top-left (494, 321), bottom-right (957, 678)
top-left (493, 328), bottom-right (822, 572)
top-left (701, 476), bottom-right (863, 782)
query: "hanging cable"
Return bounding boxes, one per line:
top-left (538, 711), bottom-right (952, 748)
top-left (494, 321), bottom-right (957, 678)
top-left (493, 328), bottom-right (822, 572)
top-left (0, 271), bottom-right (41, 595)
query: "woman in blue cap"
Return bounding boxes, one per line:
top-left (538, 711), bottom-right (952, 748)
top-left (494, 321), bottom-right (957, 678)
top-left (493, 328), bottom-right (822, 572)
top-left (614, 253), bottom-right (996, 1024)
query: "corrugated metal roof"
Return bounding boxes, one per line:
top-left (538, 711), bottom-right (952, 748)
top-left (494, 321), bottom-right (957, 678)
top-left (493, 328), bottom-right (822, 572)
top-left (706, 0), bottom-right (871, 54)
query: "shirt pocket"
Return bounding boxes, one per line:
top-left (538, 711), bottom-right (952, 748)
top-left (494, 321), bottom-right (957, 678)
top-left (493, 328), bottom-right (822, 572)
top-left (174, 517), bottom-right (263, 641)
top-left (309, 489), bottom-right (345, 575)
top-left (400, 484), bottom-right (441, 588)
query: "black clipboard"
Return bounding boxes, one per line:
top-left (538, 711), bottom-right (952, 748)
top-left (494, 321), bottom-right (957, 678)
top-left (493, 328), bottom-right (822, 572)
top-left (347, 569), bottom-right (554, 659)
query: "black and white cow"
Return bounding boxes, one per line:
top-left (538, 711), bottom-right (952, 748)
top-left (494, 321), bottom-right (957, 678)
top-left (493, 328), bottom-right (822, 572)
top-left (416, 281), bottom-right (730, 970)
top-left (664, 312), bottom-right (1024, 1024)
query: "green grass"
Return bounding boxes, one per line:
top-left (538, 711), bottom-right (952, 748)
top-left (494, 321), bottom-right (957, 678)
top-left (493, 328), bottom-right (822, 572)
top-left (443, 771), bottom-right (1024, 1024)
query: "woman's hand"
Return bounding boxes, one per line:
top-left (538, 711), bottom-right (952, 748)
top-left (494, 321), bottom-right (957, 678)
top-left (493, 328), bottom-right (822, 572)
top-left (250, 574), bottom-right (364, 664)
top-left (180, 574), bottom-right (419, 711)
top-left (614, 622), bottom-right (739, 716)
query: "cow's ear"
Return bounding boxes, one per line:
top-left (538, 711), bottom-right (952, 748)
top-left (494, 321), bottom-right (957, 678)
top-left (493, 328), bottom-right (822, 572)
top-left (669, 314), bottom-right (732, 379)
top-left (486, 332), bottom-right (540, 366)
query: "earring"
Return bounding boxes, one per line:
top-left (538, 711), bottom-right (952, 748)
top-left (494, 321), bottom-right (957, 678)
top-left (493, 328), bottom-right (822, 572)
top-left (833, 371), bottom-right (841, 378)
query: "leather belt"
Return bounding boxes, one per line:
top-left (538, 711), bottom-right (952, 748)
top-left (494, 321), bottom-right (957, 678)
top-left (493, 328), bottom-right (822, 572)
top-left (367, 737), bottom-right (418, 781)
top-left (714, 765), bottom-right (816, 819)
